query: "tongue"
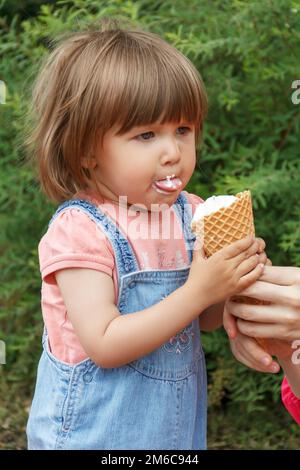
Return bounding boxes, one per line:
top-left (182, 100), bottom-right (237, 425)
top-left (154, 177), bottom-right (182, 192)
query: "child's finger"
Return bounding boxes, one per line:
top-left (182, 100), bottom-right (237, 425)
top-left (257, 251), bottom-right (267, 265)
top-left (232, 240), bottom-right (259, 267)
top-left (236, 254), bottom-right (261, 278)
top-left (256, 237), bottom-right (266, 254)
top-left (237, 262), bottom-right (265, 290)
top-left (192, 241), bottom-right (205, 260)
top-left (221, 235), bottom-right (254, 259)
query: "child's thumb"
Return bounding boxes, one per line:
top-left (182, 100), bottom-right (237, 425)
top-left (192, 238), bottom-right (205, 261)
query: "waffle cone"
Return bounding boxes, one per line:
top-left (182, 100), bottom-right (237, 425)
top-left (191, 190), bottom-right (255, 257)
top-left (191, 190), bottom-right (269, 351)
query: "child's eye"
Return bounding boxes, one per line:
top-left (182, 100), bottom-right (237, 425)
top-left (135, 126), bottom-right (192, 141)
top-left (177, 126), bottom-right (191, 135)
top-left (136, 131), bottom-right (155, 141)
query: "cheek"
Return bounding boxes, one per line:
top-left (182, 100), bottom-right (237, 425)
top-left (113, 166), bottom-right (147, 195)
top-left (185, 144), bottom-right (196, 165)
top-left (184, 153), bottom-right (196, 177)
top-left (190, 154), bottom-right (196, 171)
top-left (123, 160), bottom-right (153, 182)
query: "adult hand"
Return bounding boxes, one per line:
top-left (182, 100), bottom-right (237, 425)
top-left (226, 265), bottom-right (300, 342)
top-left (224, 304), bottom-right (280, 372)
top-left (229, 332), bottom-right (280, 373)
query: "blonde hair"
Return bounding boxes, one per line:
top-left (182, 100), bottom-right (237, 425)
top-left (25, 18), bottom-right (208, 202)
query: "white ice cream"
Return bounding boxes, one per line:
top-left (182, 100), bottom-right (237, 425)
top-left (192, 195), bottom-right (237, 222)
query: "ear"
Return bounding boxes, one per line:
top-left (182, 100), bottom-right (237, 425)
top-left (81, 156), bottom-right (97, 169)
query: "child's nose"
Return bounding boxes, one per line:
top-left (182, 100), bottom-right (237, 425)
top-left (160, 137), bottom-right (181, 165)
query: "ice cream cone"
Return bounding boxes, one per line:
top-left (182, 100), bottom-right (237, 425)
top-left (191, 190), bottom-right (255, 256)
top-left (191, 190), bottom-right (269, 351)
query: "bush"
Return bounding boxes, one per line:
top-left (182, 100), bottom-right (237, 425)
top-left (1, 0), bottom-right (299, 449)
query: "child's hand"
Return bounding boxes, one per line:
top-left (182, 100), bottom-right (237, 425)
top-left (187, 235), bottom-right (265, 308)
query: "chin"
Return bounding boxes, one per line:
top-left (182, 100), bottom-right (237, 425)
top-left (152, 196), bottom-right (179, 212)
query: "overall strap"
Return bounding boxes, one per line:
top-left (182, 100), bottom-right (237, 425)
top-left (49, 199), bottom-right (140, 283)
top-left (173, 192), bottom-right (196, 264)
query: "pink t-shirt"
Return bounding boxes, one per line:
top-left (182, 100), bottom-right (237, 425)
top-left (281, 377), bottom-right (300, 425)
top-left (39, 190), bottom-right (203, 364)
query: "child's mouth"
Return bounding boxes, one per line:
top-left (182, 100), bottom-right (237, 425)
top-left (152, 175), bottom-right (182, 194)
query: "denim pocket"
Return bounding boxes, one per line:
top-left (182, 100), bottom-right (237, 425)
top-left (128, 345), bottom-right (203, 382)
top-left (42, 338), bottom-right (95, 434)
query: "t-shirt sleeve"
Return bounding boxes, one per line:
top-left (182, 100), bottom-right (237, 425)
top-left (281, 376), bottom-right (300, 425)
top-left (39, 208), bottom-right (115, 284)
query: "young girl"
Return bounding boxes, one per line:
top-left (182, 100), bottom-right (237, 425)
top-left (224, 265), bottom-right (300, 425)
top-left (25, 20), bottom-right (266, 450)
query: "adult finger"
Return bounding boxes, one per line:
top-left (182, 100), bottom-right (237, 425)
top-left (236, 335), bottom-right (279, 372)
top-left (227, 301), bottom-right (300, 327)
top-left (259, 265), bottom-right (299, 285)
top-left (238, 280), bottom-right (294, 305)
top-left (227, 301), bottom-right (275, 323)
top-left (237, 318), bottom-right (287, 339)
top-left (223, 304), bottom-right (238, 339)
top-left (230, 337), bottom-right (279, 373)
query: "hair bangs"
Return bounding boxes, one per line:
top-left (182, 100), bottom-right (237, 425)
top-left (93, 34), bottom-right (207, 142)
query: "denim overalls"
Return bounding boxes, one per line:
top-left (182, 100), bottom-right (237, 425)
top-left (27, 192), bottom-right (207, 450)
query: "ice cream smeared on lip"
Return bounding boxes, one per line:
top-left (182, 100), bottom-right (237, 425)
top-left (192, 195), bottom-right (237, 222)
top-left (152, 175), bottom-right (182, 194)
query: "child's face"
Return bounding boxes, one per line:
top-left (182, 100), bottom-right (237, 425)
top-left (92, 121), bottom-right (196, 211)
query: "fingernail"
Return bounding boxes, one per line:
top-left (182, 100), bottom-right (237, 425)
top-left (260, 263), bottom-right (265, 270)
top-left (227, 328), bottom-right (233, 339)
top-left (261, 356), bottom-right (271, 366)
top-left (271, 364), bottom-right (279, 373)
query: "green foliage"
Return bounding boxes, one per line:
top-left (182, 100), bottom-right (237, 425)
top-left (0, 0), bottom-right (57, 23)
top-left (1, 0), bottom-right (300, 449)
